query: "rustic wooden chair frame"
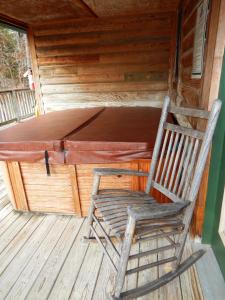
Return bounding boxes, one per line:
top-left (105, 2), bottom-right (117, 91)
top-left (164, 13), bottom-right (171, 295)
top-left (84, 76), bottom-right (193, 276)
top-left (84, 96), bottom-right (221, 299)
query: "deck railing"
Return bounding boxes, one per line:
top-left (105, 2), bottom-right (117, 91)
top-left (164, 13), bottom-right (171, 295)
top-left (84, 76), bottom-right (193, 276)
top-left (0, 88), bottom-right (35, 126)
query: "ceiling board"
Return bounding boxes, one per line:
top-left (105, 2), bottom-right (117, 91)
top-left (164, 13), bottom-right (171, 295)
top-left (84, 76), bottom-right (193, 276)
top-left (83, 0), bottom-right (180, 17)
top-left (0, 0), bottom-right (95, 25)
top-left (0, 0), bottom-right (180, 25)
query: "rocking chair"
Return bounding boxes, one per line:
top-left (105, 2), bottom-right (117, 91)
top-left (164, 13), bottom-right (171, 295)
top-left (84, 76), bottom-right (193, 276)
top-left (84, 96), bottom-right (221, 299)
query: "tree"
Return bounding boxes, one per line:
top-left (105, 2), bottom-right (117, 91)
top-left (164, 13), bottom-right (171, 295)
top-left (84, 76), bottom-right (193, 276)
top-left (0, 25), bottom-right (29, 90)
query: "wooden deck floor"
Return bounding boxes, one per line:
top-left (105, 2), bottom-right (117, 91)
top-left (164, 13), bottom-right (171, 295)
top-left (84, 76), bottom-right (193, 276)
top-left (0, 174), bottom-right (203, 300)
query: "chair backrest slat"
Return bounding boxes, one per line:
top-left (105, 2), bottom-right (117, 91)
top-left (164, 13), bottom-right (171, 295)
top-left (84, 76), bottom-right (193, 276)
top-left (177, 137), bottom-right (194, 197)
top-left (168, 133), bottom-right (185, 191)
top-left (159, 130), bottom-right (174, 185)
top-left (154, 129), bottom-right (169, 182)
top-left (164, 123), bottom-right (204, 139)
top-left (172, 135), bottom-right (189, 194)
top-left (181, 138), bottom-right (200, 199)
top-left (169, 106), bottom-right (210, 119)
top-left (164, 131), bottom-right (179, 188)
top-left (146, 96), bottom-right (222, 204)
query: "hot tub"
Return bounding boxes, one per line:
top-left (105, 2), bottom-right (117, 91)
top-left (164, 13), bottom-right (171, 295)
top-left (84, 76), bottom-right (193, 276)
top-left (0, 107), bottom-right (171, 215)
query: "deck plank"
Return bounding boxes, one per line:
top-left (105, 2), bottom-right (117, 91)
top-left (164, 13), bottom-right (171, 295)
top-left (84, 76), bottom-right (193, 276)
top-left (0, 194), bottom-right (9, 209)
top-left (180, 236), bottom-right (203, 300)
top-left (0, 203), bottom-right (14, 222)
top-left (92, 252), bottom-right (115, 300)
top-left (0, 215), bottom-right (43, 275)
top-left (158, 237), bottom-right (183, 300)
top-left (0, 188), bottom-right (205, 300)
top-left (5, 216), bottom-right (70, 300)
top-left (0, 215), bottom-right (57, 299)
top-left (0, 214), bottom-right (32, 253)
top-left (138, 238), bottom-right (159, 300)
top-left (0, 211), bottom-right (20, 236)
top-left (27, 217), bottom-right (84, 300)
top-left (48, 219), bottom-right (90, 300)
top-left (69, 239), bottom-right (104, 299)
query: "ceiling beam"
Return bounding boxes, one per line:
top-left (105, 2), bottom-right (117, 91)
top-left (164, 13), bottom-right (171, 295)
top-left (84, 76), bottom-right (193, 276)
top-left (71, 0), bottom-right (98, 18)
top-left (0, 13), bottom-right (27, 30)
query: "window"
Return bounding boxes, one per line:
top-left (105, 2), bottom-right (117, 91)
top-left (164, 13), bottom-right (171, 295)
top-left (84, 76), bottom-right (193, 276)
top-left (219, 187), bottom-right (225, 246)
top-left (191, 0), bottom-right (208, 78)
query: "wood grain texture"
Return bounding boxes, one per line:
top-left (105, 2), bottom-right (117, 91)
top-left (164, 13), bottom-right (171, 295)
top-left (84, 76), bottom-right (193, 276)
top-left (0, 1), bottom-right (180, 25)
top-left (19, 163), bottom-right (78, 214)
top-left (68, 165), bottom-right (82, 216)
top-left (76, 162), bottom-right (136, 216)
top-left (3, 153), bottom-right (209, 236)
top-left (0, 0), bottom-right (96, 25)
top-left (0, 162), bottom-right (17, 209)
top-left (176, 0), bottom-right (204, 111)
top-left (27, 28), bottom-right (44, 114)
top-left (7, 162), bottom-right (29, 211)
top-left (173, 0), bottom-right (225, 237)
top-left (31, 14), bottom-right (175, 110)
top-left (0, 193), bottom-right (204, 300)
top-left (82, 0), bottom-right (180, 17)
top-left (172, 0), bottom-right (210, 236)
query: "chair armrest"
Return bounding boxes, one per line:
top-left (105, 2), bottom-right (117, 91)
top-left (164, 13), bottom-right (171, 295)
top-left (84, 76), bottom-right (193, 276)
top-left (127, 202), bottom-right (189, 221)
top-left (93, 168), bottom-right (149, 177)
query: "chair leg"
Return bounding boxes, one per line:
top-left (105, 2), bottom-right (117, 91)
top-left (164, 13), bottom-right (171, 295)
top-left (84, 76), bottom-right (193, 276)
top-left (113, 215), bottom-right (136, 299)
top-left (85, 174), bottom-right (100, 239)
top-left (86, 204), bottom-right (95, 239)
top-left (173, 203), bottom-right (194, 269)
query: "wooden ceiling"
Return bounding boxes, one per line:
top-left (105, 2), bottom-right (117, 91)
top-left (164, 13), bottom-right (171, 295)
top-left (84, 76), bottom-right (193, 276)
top-left (0, 0), bottom-right (180, 25)
top-left (83, 0), bottom-right (180, 17)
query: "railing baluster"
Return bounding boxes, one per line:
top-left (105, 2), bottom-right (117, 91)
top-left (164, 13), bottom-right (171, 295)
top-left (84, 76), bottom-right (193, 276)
top-left (0, 88), bottom-right (35, 126)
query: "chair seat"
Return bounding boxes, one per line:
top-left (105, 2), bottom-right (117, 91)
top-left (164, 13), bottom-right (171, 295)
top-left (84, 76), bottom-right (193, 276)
top-left (93, 189), bottom-right (185, 236)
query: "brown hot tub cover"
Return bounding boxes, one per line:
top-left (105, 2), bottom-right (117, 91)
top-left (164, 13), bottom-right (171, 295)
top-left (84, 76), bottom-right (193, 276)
top-left (0, 108), bottom-right (103, 163)
top-left (64, 107), bottom-right (173, 163)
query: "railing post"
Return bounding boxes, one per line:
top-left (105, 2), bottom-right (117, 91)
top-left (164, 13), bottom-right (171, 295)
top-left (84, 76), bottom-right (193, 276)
top-left (12, 90), bottom-right (21, 122)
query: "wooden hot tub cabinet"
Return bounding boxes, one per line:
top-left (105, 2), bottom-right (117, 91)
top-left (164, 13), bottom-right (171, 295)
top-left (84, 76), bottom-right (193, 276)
top-left (1, 160), bottom-right (161, 216)
top-left (0, 107), bottom-right (170, 216)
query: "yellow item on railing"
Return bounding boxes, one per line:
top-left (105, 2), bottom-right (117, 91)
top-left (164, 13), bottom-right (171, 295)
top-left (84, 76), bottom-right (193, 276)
top-left (35, 104), bottom-right (41, 117)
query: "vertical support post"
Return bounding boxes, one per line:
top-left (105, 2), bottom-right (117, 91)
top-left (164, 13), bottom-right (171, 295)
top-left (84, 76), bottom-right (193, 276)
top-left (68, 165), bottom-right (82, 216)
top-left (27, 28), bottom-right (44, 114)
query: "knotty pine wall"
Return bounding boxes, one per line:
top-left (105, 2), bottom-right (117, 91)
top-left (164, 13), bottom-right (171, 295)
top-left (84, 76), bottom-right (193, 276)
top-left (31, 14), bottom-right (176, 112)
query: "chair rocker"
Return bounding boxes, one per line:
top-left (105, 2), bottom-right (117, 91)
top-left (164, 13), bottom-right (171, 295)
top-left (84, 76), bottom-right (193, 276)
top-left (84, 96), bottom-right (221, 299)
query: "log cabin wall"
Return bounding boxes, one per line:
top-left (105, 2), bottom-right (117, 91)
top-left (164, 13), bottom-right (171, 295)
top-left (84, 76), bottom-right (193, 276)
top-left (31, 14), bottom-right (176, 112)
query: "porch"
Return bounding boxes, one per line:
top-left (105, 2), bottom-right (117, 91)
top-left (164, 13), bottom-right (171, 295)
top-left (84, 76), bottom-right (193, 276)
top-left (0, 172), bottom-right (224, 300)
top-left (0, 0), bottom-right (225, 298)
top-left (0, 176), bottom-right (201, 300)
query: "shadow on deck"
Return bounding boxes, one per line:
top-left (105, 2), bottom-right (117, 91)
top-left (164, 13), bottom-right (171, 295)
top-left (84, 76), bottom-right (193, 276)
top-left (0, 172), bottom-right (216, 300)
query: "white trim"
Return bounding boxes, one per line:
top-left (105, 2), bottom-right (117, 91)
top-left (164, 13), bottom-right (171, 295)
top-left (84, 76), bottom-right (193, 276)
top-left (218, 186), bottom-right (225, 246)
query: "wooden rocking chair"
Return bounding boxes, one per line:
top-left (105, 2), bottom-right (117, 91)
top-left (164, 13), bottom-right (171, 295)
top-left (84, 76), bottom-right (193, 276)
top-left (84, 96), bottom-right (221, 299)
